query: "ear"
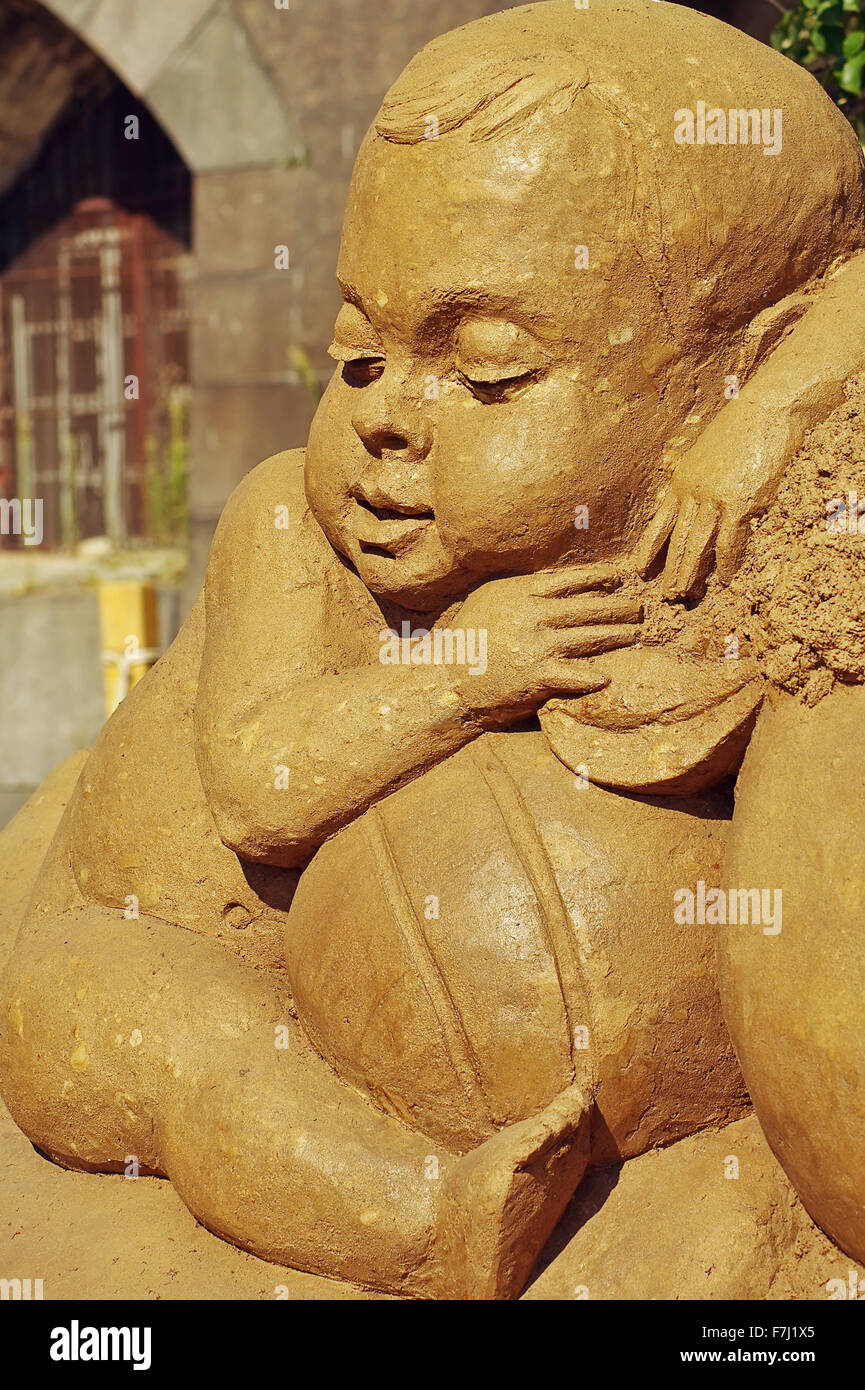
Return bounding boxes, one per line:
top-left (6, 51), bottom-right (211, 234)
top-left (735, 289), bottom-right (813, 384)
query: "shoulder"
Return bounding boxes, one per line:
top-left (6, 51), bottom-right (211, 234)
top-left (213, 449), bottom-right (307, 543)
top-left (205, 449), bottom-right (337, 595)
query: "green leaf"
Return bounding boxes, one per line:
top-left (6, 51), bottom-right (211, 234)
top-left (840, 49), bottom-right (865, 90)
top-left (774, 0), bottom-right (865, 137)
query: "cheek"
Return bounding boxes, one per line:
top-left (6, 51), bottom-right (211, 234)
top-left (307, 372), bottom-right (345, 453)
top-left (306, 379), bottom-right (352, 504)
top-left (431, 396), bottom-right (588, 558)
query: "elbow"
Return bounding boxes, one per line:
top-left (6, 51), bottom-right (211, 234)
top-left (208, 796), bottom-right (315, 870)
top-left (196, 738), bottom-right (308, 867)
top-left (198, 738), bottom-right (345, 869)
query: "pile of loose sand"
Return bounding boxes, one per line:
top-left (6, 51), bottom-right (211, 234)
top-left (637, 375), bottom-right (865, 706)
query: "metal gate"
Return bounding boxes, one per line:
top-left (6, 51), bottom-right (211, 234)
top-left (0, 198), bottom-right (190, 550)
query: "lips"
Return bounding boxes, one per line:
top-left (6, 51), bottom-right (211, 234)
top-left (353, 500), bottom-right (435, 555)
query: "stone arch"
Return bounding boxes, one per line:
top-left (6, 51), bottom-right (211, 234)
top-left (37, 0), bottom-right (303, 172)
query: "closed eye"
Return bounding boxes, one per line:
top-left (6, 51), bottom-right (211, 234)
top-left (458, 369), bottom-right (539, 404)
top-left (327, 343), bottom-right (386, 387)
top-left (342, 358), bottom-right (385, 387)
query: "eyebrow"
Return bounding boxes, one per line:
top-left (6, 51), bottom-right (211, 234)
top-left (335, 275), bottom-right (560, 342)
top-left (333, 300), bottom-right (382, 334)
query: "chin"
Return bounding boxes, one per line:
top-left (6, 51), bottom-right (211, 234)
top-left (357, 555), bottom-right (463, 612)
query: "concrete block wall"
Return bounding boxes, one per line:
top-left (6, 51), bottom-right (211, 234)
top-left (0, 571), bottom-right (183, 825)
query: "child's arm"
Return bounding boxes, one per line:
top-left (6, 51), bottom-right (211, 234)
top-left (194, 454), bottom-right (641, 869)
top-left (638, 250), bottom-right (865, 596)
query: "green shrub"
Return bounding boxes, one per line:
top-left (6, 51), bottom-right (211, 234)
top-left (772, 0), bottom-right (865, 144)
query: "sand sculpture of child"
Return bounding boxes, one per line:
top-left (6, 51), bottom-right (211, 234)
top-left (2, 0), bottom-right (865, 1299)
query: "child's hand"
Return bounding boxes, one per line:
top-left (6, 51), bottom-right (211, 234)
top-left (635, 252), bottom-right (865, 599)
top-left (634, 398), bottom-right (789, 599)
top-left (451, 564), bottom-right (643, 721)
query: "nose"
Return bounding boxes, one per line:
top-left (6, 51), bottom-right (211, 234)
top-left (349, 372), bottom-right (435, 514)
top-left (351, 375), bottom-right (433, 464)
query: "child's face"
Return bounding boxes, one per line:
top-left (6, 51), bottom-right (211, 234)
top-left (306, 123), bottom-right (670, 610)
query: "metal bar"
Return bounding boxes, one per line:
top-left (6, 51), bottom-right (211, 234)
top-left (56, 244), bottom-right (76, 548)
top-left (98, 242), bottom-right (126, 546)
top-left (130, 215), bottom-right (148, 476)
top-left (10, 294), bottom-right (34, 506)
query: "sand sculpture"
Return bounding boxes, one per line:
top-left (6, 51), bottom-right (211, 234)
top-left (1, 0), bottom-right (864, 1299)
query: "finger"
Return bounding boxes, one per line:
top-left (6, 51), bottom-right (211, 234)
top-left (663, 499), bottom-right (720, 599)
top-left (553, 623), bottom-right (642, 657)
top-left (715, 509), bottom-right (748, 585)
top-left (540, 661), bottom-right (611, 695)
top-left (532, 562), bottom-right (623, 597)
top-left (541, 594), bottom-right (644, 628)
top-left (660, 494), bottom-right (700, 597)
top-left (631, 488), bottom-right (679, 577)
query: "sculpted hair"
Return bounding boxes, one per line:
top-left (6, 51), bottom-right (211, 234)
top-left (371, 0), bottom-right (865, 342)
top-left (375, 46), bottom-right (589, 145)
top-left (373, 36), bottom-right (701, 356)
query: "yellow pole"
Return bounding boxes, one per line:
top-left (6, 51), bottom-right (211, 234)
top-left (98, 581), bottom-right (160, 717)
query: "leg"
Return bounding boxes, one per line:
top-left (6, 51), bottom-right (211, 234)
top-left (0, 749), bottom-right (88, 960)
top-left (0, 908), bottom-right (589, 1297)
